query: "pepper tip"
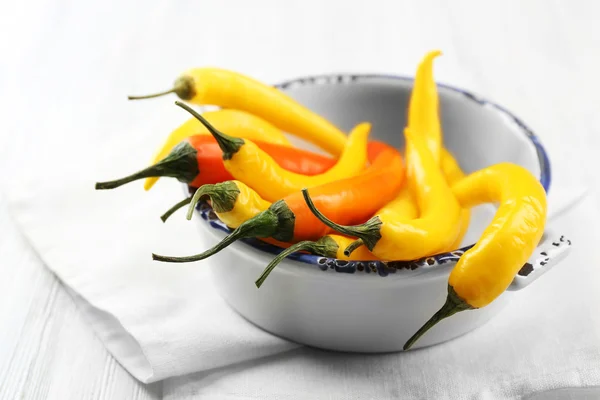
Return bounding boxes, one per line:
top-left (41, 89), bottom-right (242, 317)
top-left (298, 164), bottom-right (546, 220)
top-left (143, 178), bottom-right (156, 191)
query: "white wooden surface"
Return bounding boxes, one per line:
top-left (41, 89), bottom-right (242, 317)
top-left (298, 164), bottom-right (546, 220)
top-left (0, 1), bottom-right (599, 399)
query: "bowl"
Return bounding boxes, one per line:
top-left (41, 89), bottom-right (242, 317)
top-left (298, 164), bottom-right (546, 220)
top-left (190, 74), bottom-right (571, 352)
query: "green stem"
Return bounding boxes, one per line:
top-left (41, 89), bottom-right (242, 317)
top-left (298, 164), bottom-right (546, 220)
top-left (161, 197), bottom-right (192, 223)
top-left (301, 188), bottom-right (383, 250)
top-left (95, 141), bottom-right (198, 190)
top-left (255, 235), bottom-right (339, 288)
top-left (128, 76), bottom-right (196, 101)
top-left (152, 209), bottom-right (280, 263)
top-left (174, 101), bottom-right (243, 159)
top-left (127, 88), bottom-right (176, 100)
top-left (187, 185), bottom-right (215, 220)
top-left (344, 238), bottom-right (365, 257)
top-left (187, 181), bottom-right (240, 220)
top-left (403, 285), bottom-right (473, 350)
top-left (256, 241), bottom-right (314, 288)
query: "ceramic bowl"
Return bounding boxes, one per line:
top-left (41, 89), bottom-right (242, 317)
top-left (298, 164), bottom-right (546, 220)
top-left (189, 74), bottom-right (572, 352)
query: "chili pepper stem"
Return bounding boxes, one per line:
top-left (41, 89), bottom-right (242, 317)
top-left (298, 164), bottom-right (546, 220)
top-left (301, 188), bottom-right (382, 250)
top-left (187, 182), bottom-right (240, 219)
top-left (152, 209), bottom-right (280, 263)
top-left (128, 76), bottom-right (196, 101)
top-left (256, 241), bottom-right (314, 288)
top-left (95, 141), bottom-right (199, 190)
top-left (403, 285), bottom-right (474, 350)
top-left (187, 185), bottom-right (214, 220)
top-left (344, 239), bottom-right (365, 257)
top-left (127, 88), bottom-right (175, 100)
top-left (174, 101), bottom-right (243, 160)
top-left (161, 197), bottom-right (192, 223)
top-left (256, 235), bottom-right (338, 288)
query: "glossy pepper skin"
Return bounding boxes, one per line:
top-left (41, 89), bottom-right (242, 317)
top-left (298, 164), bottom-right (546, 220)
top-left (94, 135), bottom-right (335, 191)
top-left (152, 142), bottom-right (405, 264)
top-left (305, 127), bottom-right (461, 260)
top-left (409, 50), bottom-right (443, 165)
top-left (379, 149), bottom-right (470, 251)
top-left (160, 180), bottom-right (290, 250)
top-left (144, 109), bottom-right (292, 190)
top-left (408, 50), bottom-right (470, 249)
top-left (174, 101), bottom-right (370, 203)
top-left (362, 50), bottom-right (468, 252)
top-left (255, 234), bottom-right (377, 288)
top-left (441, 148), bottom-right (471, 250)
top-left (405, 49), bottom-right (471, 249)
top-left (159, 180), bottom-right (290, 250)
top-left (384, 51), bottom-right (444, 224)
top-left (128, 67), bottom-right (348, 156)
top-left (403, 163), bottom-right (547, 350)
top-left (187, 180), bottom-right (271, 229)
top-left (158, 140), bottom-right (389, 224)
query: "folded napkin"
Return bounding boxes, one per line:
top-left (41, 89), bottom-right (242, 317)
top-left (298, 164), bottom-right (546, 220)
top-left (3, 131), bottom-right (598, 398)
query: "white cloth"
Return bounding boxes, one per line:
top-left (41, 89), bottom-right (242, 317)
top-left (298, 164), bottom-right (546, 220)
top-left (3, 124), bottom-right (597, 398)
top-left (2, 1), bottom-right (600, 398)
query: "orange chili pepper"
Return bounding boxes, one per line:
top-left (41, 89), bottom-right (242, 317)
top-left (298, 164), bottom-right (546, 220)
top-left (158, 141), bottom-right (390, 223)
top-left (152, 143), bottom-right (405, 263)
top-left (95, 135), bottom-right (337, 191)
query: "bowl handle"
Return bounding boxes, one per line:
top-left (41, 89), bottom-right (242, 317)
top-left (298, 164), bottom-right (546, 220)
top-left (508, 230), bottom-right (572, 291)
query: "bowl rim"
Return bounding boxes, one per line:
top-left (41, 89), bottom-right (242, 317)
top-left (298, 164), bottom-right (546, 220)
top-left (192, 73), bottom-right (552, 278)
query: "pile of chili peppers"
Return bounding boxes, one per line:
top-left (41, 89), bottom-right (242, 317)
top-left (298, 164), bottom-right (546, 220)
top-left (96, 50), bottom-right (548, 350)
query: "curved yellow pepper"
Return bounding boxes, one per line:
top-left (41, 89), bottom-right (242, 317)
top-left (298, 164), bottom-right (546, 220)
top-left (441, 148), bottom-right (471, 250)
top-left (372, 128), bottom-right (462, 259)
top-left (175, 101), bottom-right (370, 203)
top-left (376, 186), bottom-right (418, 221)
top-left (186, 180), bottom-right (271, 229)
top-left (144, 109), bottom-right (291, 190)
top-left (409, 50), bottom-right (442, 165)
top-left (330, 234), bottom-right (378, 260)
top-left (129, 67), bottom-right (348, 156)
top-left (160, 180), bottom-right (270, 227)
top-left (450, 163), bottom-right (547, 307)
top-left (399, 50), bottom-right (470, 251)
top-left (304, 126), bottom-right (461, 260)
top-left (403, 162), bottom-right (547, 350)
top-left (382, 149), bottom-right (471, 251)
top-left (383, 49), bottom-right (450, 223)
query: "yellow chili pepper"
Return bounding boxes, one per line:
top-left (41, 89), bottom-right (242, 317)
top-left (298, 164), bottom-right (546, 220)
top-left (403, 162), bottom-right (547, 350)
top-left (160, 180), bottom-right (270, 228)
top-left (376, 186), bottom-right (418, 221)
top-left (304, 126), bottom-right (461, 260)
top-left (255, 234), bottom-right (378, 288)
top-left (409, 50), bottom-right (442, 165)
top-left (129, 67), bottom-right (348, 156)
top-left (144, 109), bottom-right (291, 191)
top-left (189, 180), bottom-right (270, 229)
top-left (376, 149), bottom-right (470, 251)
top-left (406, 50), bottom-right (470, 250)
top-left (441, 148), bottom-right (471, 250)
top-left (175, 101), bottom-right (370, 203)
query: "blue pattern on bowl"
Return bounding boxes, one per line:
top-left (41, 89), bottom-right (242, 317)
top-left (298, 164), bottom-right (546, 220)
top-left (193, 74), bottom-right (552, 276)
top-left (194, 199), bottom-right (476, 277)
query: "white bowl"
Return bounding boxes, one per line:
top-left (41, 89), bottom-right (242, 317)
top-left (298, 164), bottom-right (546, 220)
top-left (191, 74), bottom-right (571, 352)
